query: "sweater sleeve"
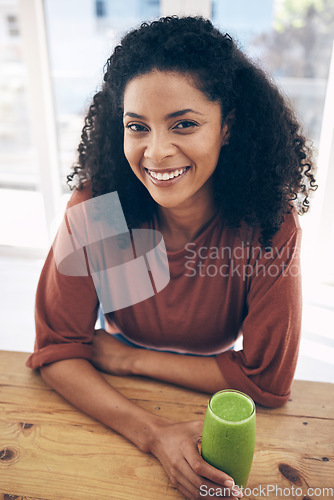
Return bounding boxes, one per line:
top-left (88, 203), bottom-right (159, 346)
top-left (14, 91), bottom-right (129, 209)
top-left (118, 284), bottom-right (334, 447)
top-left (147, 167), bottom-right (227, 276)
top-left (26, 185), bottom-right (99, 369)
top-left (216, 214), bottom-right (302, 408)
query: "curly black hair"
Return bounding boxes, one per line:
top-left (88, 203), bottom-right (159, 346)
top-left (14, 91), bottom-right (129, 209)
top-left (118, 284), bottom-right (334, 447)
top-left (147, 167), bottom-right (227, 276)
top-left (68, 16), bottom-right (317, 246)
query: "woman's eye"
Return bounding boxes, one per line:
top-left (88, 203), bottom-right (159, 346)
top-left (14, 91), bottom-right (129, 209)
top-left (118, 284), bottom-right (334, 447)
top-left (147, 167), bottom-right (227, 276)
top-left (125, 123), bottom-right (148, 132)
top-left (173, 121), bottom-right (198, 130)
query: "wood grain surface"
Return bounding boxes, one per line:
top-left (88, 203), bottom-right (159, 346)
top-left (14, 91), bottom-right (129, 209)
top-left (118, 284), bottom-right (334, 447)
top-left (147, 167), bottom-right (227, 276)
top-left (0, 351), bottom-right (333, 500)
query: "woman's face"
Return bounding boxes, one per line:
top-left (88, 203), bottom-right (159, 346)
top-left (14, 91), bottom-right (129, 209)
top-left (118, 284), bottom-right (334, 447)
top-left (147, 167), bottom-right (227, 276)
top-left (123, 70), bottom-right (228, 212)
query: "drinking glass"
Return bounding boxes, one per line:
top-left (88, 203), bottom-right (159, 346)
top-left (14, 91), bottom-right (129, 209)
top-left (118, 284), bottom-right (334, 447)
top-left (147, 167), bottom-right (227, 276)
top-left (201, 389), bottom-right (256, 488)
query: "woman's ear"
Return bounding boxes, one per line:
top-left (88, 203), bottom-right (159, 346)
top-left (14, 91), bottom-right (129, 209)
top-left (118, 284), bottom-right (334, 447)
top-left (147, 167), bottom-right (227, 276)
top-left (220, 109), bottom-right (236, 146)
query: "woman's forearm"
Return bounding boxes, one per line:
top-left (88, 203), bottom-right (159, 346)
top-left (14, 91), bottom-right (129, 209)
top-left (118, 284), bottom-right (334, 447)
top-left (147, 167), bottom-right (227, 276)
top-left (40, 358), bottom-right (170, 453)
top-left (131, 350), bottom-right (229, 394)
top-left (92, 330), bottom-right (229, 394)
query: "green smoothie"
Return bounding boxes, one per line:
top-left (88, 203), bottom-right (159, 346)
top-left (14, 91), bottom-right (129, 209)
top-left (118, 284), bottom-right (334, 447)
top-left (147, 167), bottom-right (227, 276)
top-left (201, 390), bottom-right (256, 488)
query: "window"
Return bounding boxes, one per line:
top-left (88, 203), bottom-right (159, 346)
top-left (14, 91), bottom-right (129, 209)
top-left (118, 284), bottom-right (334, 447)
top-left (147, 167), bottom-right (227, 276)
top-left (7, 14), bottom-right (19, 37)
top-left (96, 0), bottom-right (106, 18)
top-left (0, 2), bottom-right (36, 188)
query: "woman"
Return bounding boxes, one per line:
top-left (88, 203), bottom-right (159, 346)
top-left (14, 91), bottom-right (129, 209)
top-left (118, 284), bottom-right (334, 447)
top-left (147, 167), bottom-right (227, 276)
top-left (27, 16), bottom-right (316, 499)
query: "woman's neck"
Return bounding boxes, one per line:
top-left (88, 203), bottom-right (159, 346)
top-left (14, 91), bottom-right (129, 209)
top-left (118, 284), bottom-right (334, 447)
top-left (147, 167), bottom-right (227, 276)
top-left (157, 197), bottom-right (217, 252)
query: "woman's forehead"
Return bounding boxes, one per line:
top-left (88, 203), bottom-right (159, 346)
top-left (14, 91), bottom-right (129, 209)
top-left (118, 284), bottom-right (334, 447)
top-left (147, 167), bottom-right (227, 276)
top-left (123, 70), bottom-right (219, 112)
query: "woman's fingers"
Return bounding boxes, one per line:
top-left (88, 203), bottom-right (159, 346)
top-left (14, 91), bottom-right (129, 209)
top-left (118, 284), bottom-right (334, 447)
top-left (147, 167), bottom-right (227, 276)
top-left (186, 448), bottom-right (239, 489)
top-left (169, 471), bottom-right (238, 500)
top-left (154, 422), bottom-right (242, 499)
top-left (151, 419), bottom-right (243, 499)
top-left (183, 442), bottom-right (243, 498)
top-left (171, 455), bottom-right (242, 499)
top-left (182, 422), bottom-right (242, 492)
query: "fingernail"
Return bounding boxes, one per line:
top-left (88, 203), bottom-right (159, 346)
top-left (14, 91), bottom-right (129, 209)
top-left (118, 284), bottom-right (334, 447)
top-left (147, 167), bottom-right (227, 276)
top-left (224, 479), bottom-right (235, 488)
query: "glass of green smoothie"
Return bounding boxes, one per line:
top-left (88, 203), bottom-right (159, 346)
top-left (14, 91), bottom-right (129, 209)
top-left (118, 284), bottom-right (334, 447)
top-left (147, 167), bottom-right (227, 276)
top-left (201, 389), bottom-right (256, 489)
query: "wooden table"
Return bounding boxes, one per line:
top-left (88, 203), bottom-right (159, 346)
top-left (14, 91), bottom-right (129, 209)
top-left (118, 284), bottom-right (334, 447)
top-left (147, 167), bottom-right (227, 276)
top-left (0, 351), bottom-right (333, 500)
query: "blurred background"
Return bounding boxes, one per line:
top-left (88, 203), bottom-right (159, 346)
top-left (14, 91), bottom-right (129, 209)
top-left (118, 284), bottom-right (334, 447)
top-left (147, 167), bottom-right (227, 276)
top-left (0, 0), bottom-right (333, 382)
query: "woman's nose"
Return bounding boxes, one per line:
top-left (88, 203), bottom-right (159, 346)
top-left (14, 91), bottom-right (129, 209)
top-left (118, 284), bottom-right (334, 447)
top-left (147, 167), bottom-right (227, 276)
top-left (143, 131), bottom-right (176, 163)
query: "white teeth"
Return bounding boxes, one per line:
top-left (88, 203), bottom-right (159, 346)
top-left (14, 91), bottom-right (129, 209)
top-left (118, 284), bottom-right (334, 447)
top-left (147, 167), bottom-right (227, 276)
top-left (148, 168), bottom-right (186, 181)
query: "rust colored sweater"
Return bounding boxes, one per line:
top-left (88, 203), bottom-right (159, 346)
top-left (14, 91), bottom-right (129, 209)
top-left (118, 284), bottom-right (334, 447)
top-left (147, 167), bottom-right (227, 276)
top-left (27, 184), bottom-right (302, 408)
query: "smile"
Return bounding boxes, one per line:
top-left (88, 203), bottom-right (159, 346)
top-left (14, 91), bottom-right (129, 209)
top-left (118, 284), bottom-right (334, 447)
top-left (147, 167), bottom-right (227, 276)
top-left (145, 167), bottom-right (190, 182)
top-left (150, 168), bottom-right (185, 180)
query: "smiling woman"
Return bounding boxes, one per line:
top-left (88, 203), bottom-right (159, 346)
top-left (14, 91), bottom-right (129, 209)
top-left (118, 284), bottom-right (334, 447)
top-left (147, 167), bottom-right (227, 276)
top-left (26, 16), bottom-right (317, 500)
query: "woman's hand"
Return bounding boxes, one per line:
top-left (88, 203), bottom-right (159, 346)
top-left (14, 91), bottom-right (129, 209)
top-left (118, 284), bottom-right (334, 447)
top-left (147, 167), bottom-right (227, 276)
top-left (150, 419), bottom-right (243, 499)
top-left (91, 329), bottom-right (137, 376)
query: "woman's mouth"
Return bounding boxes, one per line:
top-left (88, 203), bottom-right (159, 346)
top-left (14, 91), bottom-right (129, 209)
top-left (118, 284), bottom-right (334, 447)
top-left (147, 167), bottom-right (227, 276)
top-left (144, 166), bottom-right (190, 186)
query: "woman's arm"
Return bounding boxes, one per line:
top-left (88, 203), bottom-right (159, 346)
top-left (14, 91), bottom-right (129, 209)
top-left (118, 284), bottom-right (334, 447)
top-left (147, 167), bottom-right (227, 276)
top-left (92, 330), bottom-right (229, 394)
top-left (133, 348), bottom-right (228, 393)
top-left (40, 358), bottom-right (162, 452)
top-left (40, 358), bottom-right (240, 499)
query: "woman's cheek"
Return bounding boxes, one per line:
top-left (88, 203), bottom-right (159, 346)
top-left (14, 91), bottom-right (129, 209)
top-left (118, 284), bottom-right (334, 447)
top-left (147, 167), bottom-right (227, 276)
top-left (124, 140), bottom-right (142, 168)
top-left (123, 139), bottom-right (131, 163)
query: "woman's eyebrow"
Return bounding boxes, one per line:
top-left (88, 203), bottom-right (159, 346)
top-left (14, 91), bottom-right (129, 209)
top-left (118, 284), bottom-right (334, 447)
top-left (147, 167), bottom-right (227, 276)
top-left (123, 112), bottom-right (145, 119)
top-left (123, 109), bottom-right (204, 119)
top-left (166, 109), bottom-right (204, 118)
